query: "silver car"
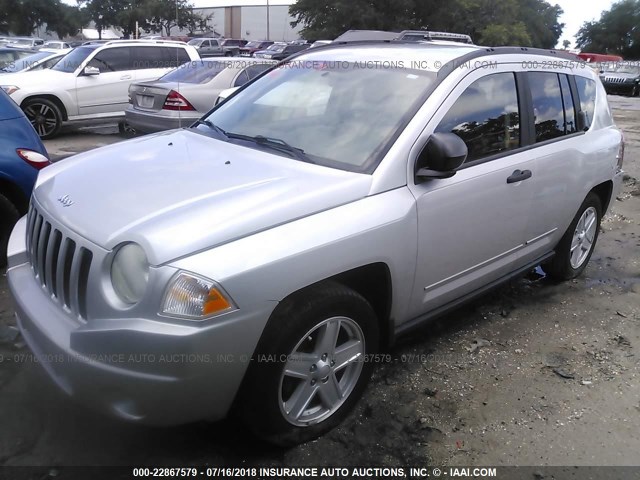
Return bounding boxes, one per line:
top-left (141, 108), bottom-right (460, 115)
top-left (125, 58), bottom-right (276, 133)
top-left (7, 43), bottom-right (624, 446)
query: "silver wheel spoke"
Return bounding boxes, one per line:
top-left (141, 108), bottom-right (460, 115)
top-left (333, 339), bottom-right (362, 370)
top-left (585, 214), bottom-right (596, 233)
top-left (283, 352), bottom-right (316, 380)
top-left (318, 373), bottom-right (342, 408)
top-left (285, 381), bottom-right (317, 420)
top-left (316, 319), bottom-right (340, 355)
top-left (40, 105), bottom-right (51, 116)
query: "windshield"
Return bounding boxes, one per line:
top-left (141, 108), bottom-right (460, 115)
top-left (267, 44), bottom-right (286, 52)
top-left (0, 51), bottom-right (50, 72)
top-left (614, 65), bottom-right (640, 75)
top-left (245, 41), bottom-right (262, 48)
top-left (198, 61), bottom-right (435, 173)
top-left (10, 39), bottom-right (33, 46)
top-left (188, 39), bottom-right (203, 46)
top-left (52, 46), bottom-right (97, 73)
top-left (160, 60), bottom-right (227, 83)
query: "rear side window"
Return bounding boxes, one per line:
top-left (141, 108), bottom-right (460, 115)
top-left (575, 76), bottom-right (596, 130)
top-left (436, 72), bottom-right (520, 162)
top-left (233, 70), bottom-right (250, 87)
top-left (89, 47), bottom-right (133, 72)
top-left (529, 72), bottom-right (565, 142)
top-left (164, 47), bottom-right (190, 68)
top-left (245, 63), bottom-right (272, 80)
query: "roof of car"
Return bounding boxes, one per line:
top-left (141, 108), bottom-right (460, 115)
top-left (296, 42), bottom-right (578, 73)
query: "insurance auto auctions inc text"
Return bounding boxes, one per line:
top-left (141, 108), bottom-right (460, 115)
top-left (248, 466), bottom-right (497, 478)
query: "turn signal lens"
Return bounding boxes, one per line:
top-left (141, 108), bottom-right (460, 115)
top-left (161, 273), bottom-right (236, 320)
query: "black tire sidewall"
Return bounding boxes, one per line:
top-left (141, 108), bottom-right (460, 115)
top-left (23, 98), bottom-right (62, 140)
top-left (239, 282), bottom-right (379, 446)
top-left (548, 193), bottom-right (602, 280)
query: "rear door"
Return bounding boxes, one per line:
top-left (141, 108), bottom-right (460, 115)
top-left (75, 46), bottom-right (135, 115)
top-left (407, 68), bottom-right (536, 317)
top-left (133, 46), bottom-right (190, 83)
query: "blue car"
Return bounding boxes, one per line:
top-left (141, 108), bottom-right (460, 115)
top-left (0, 89), bottom-right (50, 266)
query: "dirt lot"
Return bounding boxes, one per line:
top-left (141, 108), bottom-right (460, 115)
top-left (0, 96), bottom-right (638, 471)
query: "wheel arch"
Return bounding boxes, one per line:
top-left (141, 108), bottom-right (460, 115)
top-left (590, 180), bottom-right (613, 214)
top-left (21, 94), bottom-right (69, 121)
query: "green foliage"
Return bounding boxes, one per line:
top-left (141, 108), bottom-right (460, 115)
top-left (290, 0), bottom-right (564, 48)
top-left (576, 0), bottom-right (640, 57)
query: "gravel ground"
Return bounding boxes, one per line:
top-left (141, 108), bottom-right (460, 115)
top-left (0, 96), bottom-right (638, 471)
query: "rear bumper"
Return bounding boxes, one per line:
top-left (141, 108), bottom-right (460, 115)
top-left (125, 108), bottom-right (200, 134)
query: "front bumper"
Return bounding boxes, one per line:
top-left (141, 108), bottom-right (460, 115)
top-left (603, 83), bottom-right (637, 95)
top-left (125, 108), bottom-right (200, 134)
top-left (7, 217), bottom-right (276, 426)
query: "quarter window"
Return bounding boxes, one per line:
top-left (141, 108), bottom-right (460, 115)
top-left (436, 72), bottom-right (520, 162)
top-left (575, 76), bottom-right (596, 130)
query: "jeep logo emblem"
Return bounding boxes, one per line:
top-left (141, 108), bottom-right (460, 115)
top-left (57, 195), bottom-right (74, 207)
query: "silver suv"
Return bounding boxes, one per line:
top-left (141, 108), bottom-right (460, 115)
top-left (7, 42), bottom-right (624, 445)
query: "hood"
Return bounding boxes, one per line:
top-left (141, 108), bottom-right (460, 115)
top-left (34, 129), bottom-right (372, 265)
top-left (0, 69), bottom-right (71, 88)
top-left (601, 72), bottom-right (640, 81)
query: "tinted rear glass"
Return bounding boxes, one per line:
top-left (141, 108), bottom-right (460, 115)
top-left (160, 60), bottom-right (227, 83)
top-left (575, 76), bottom-right (596, 130)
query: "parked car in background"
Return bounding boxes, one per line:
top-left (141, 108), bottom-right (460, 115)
top-left (6, 42), bottom-right (623, 446)
top-left (188, 38), bottom-right (237, 57)
top-left (0, 51), bottom-right (65, 73)
top-left (397, 30), bottom-right (474, 44)
top-left (126, 58), bottom-right (276, 133)
top-left (222, 39), bottom-right (248, 48)
top-left (0, 89), bottom-right (49, 266)
top-left (40, 41), bottom-right (72, 51)
top-left (600, 64), bottom-right (640, 96)
top-left (6, 37), bottom-right (45, 49)
top-left (0, 40), bottom-right (199, 139)
top-left (0, 48), bottom-right (37, 70)
top-left (239, 41), bottom-right (274, 57)
top-left (254, 42), bottom-right (309, 60)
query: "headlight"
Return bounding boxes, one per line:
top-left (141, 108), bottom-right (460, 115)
top-left (1, 85), bottom-right (19, 95)
top-left (161, 272), bottom-right (236, 320)
top-left (111, 243), bottom-right (149, 304)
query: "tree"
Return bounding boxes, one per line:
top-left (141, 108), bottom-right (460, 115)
top-left (576, 0), bottom-right (640, 57)
top-left (290, 0), bottom-right (564, 48)
top-left (562, 39), bottom-right (571, 49)
top-left (78, 0), bottom-right (128, 39)
top-left (46, 3), bottom-right (86, 39)
top-left (144, 0), bottom-right (210, 36)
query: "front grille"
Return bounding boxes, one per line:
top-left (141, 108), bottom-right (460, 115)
top-left (605, 77), bottom-right (626, 84)
top-left (26, 204), bottom-right (93, 321)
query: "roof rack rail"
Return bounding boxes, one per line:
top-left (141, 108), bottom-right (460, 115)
top-left (103, 39), bottom-right (187, 46)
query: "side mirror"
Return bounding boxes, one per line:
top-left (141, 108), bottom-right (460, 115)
top-left (83, 66), bottom-right (100, 76)
top-left (415, 132), bottom-right (468, 181)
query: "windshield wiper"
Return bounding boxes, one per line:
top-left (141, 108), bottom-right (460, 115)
top-left (225, 133), bottom-right (314, 163)
top-left (193, 119), bottom-right (229, 139)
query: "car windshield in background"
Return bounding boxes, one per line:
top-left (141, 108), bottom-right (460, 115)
top-left (199, 61), bottom-right (435, 173)
top-left (245, 41), bottom-right (263, 48)
top-left (267, 44), bottom-right (286, 52)
top-left (9, 39), bottom-right (33, 46)
top-left (187, 39), bottom-right (203, 46)
top-left (52, 46), bottom-right (98, 73)
top-left (0, 51), bottom-right (50, 72)
top-left (160, 60), bottom-right (227, 84)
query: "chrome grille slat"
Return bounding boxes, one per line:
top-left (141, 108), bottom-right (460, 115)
top-left (27, 205), bottom-right (94, 321)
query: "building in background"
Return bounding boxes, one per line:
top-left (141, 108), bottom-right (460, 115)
top-left (190, 0), bottom-right (301, 41)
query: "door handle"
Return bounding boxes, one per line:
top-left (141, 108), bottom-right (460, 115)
top-left (506, 169), bottom-right (532, 184)
top-left (120, 74), bottom-right (132, 80)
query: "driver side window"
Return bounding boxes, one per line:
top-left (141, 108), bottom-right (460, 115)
top-left (435, 72), bottom-right (521, 163)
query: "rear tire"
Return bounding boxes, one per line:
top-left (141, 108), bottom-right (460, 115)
top-left (238, 281), bottom-right (379, 446)
top-left (22, 98), bottom-right (63, 140)
top-left (0, 193), bottom-right (20, 268)
top-left (546, 192), bottom-right (602, 280)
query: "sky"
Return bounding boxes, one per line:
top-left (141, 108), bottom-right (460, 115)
top-left (62, 0), bottom-right (616, 48)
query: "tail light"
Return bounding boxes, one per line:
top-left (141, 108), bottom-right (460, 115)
top-left (163, 90), bottom-right (196, 111)
top-left (617, 132), bottom-right (625, 169)
top-left (16, 149), bottom-right (50, 170)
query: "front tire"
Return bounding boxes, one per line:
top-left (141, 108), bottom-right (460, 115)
top-left (238, 281), bottom-right (379, 446)
top-left (0, 193), bottom-right (20, 268)
top-left (546, 192), bottom-right (602, 280)
top-left (22, 98), bottom-right (62, 139)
